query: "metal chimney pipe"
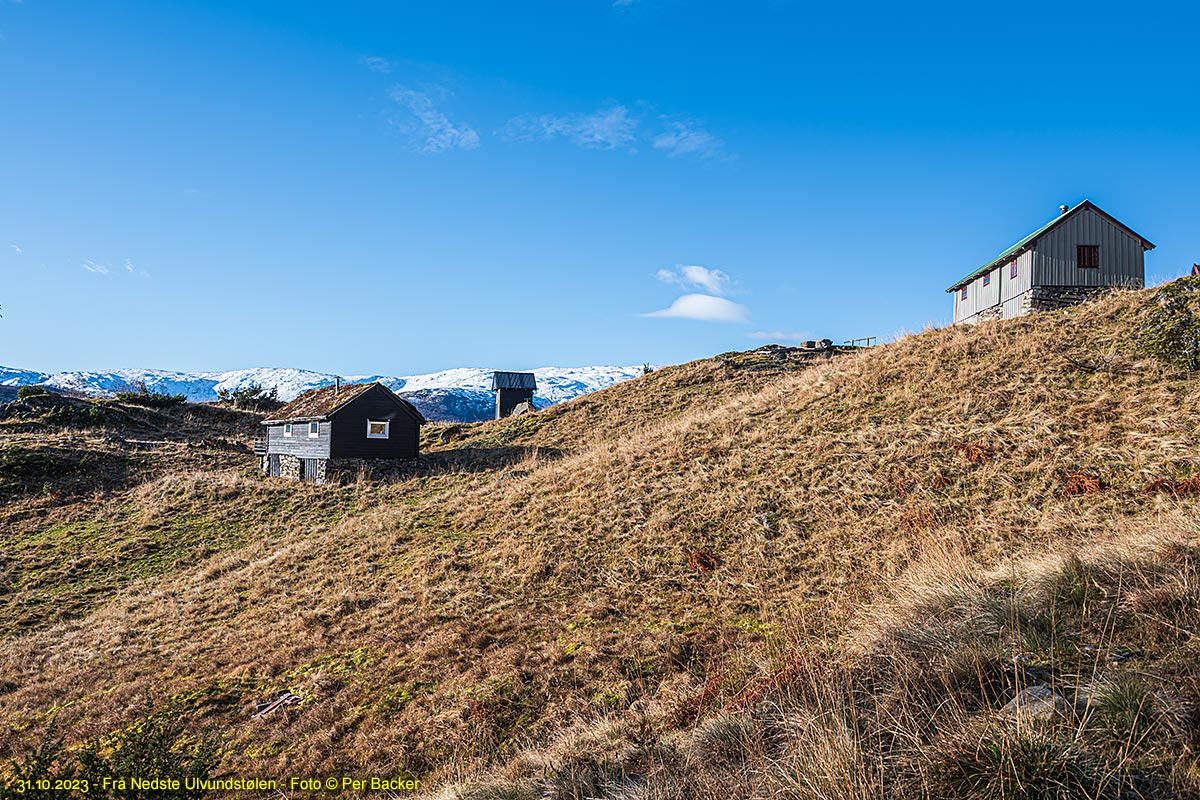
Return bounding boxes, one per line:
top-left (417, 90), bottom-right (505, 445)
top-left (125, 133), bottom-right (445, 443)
top-left (335, 376), bottom-right (340, 394)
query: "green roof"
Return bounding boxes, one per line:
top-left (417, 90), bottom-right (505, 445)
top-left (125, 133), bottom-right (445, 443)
top-left (945, 200), bottom-right (1155, 292)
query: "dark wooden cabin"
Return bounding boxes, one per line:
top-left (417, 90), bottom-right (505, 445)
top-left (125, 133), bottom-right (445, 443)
top-left (257, 381), bottom-right (425, 483)
top-left (492, 371), bottom-right (537, 419)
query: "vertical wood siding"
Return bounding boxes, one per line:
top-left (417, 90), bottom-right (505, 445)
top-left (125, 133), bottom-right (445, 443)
top-left (299, 458), bottom-right (323, 483)
top-left (953, 267), bottom-right (997, 322)
top-left (1000, 250), bottom-right (1034, 304)
top-left (496, 388), bottom-right (534, 419)
top-left (952, 283), bottom-right (973, 323)
top-left (952, 249), bottom-right (1031, 324)
top-left (329, 385), bottom-right (421, 459)
top-left (1033, 207), bottom-right (1145, 288)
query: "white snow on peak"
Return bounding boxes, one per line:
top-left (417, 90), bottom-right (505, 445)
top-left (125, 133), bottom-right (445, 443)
top-left (207, 368), bottom-right (343, 401)
top-left (0, 362), bottom-right (651, 421)
top-left (0, 366), bottom-right (49, 386)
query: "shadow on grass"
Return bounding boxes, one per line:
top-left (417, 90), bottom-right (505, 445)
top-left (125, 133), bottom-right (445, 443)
top-left (419, 445), bottom-right (567, 475)
top-left (0, 444), bottom-right (133, 502)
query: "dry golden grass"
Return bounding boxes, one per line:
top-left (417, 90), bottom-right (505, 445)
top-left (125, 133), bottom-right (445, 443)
top-left (451, 523), bottom-right (1200, 799)
top-left (3, 288), bottom-right (1200, 797)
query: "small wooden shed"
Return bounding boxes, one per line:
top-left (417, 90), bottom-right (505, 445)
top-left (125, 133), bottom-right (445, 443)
top-left (947, 200), bottom-right (1154, 325)
top-left (257, 381), bottom-right (424, 484)
top-left (491, 371), bottom-right (536, 420)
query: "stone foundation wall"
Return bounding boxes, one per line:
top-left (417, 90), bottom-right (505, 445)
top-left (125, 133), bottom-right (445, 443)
top-left (1019, 291), bottom-right (1034, 316)
top-left (1029, 286), bottom-right (1112, 312)
top-left (324, 458), bottom-right (416, 485)
top-left (975, 304), bottom-right (1003, 322)
top-left (964, 285), bottom-right (1121, 325)
top-left (278, 454), bottom-right (302, 480)
top-left (265, 455), bottom-right (416, 485)
top-left (960, 303), bottom-right (1003, 325)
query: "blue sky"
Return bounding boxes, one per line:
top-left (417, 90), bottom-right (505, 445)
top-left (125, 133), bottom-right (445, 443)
top-left (2, 0), bottom-right (1197, 375)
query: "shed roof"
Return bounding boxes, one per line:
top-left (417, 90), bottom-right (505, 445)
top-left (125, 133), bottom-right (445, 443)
top-left (263, 381), bottom-right (425, 424)
top-left (945, 200), bottom-right (1155, 292)
top-left (491, 371), bottom-right (537, 391)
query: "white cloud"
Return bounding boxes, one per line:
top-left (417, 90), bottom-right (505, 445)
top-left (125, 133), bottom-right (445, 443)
top-left (747, 330), bottom-right (817, 343)
top-left (125, 258), bottom-right (150, 277)
top-left (82, 257), bottom-right (148, 277)
top-left (500, 105), bottom-right (730, 160)
top-left (10, 244), bottom-right (20, 254)
top-left (653, 119), bottom-right (725, 159)
top-left (643, 293), bottom-right (750, 323)
top-left (388, 85), bottom-right (480, 154)
top-left (655, 265), bottom-right (733, 296)
top-left (359, 55), bottom-right (393, 74)
top-left (500, 105), bottom-right (638, 151)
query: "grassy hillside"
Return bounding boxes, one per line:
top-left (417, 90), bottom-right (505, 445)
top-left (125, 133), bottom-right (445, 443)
top-left (2, 288), bottom-right (1200, 798)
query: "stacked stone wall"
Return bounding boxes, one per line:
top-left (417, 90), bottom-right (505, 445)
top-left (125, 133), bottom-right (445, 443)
top-left (278, 454), bottom-right (302, 480)
top-left (1030, 286), bottom-right (1111, 312)
top-left (324, 458), bottom-right (417, 484)
top-left (975, 304), bottom-right (1003, 322)
top-left (265, 456), bottom-right (416, 485)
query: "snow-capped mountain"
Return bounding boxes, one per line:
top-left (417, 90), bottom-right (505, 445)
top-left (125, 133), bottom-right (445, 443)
top-left (0, 367), bottom-right (50, 386)
top-left (0, 364), bottom-right (648, 423)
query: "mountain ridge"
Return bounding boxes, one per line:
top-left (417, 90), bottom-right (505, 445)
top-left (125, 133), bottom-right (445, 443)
top-left (0, 363), bottom-right (647, 423)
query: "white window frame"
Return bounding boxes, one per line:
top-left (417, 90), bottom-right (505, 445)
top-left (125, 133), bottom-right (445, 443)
top-left (283, 423), bottom-right (292, 437)
top-left (366, 419), bottom-right (390, 439)
top-left (308, 421), bottom-right (320, 438)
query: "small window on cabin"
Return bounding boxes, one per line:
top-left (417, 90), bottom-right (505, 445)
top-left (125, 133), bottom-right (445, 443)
top-left (983, 272), bottom-right (991, 286)
top-left (308, 422), bottom-right (319, 438)
top-left (283, 423), bottom-right (292, 437)
top-left (367, 420), bottom-right (390, 439)
top-left (1077, 245), bottom-right (1100, 268)
top-left (1010, 259), bottom-right (1018, 279)
top-left (960, 287), bottom-right (968, 300)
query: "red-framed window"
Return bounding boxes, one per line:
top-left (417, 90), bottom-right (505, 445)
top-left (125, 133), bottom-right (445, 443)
top-left (1010, 259), bottom-right (1018, 279)
top-left (960, 287), bottom-right (968, 300)
top-left (983, 271), bottom-right (991, 286)
top-left (1077, 245), bottom-right (1100, 268)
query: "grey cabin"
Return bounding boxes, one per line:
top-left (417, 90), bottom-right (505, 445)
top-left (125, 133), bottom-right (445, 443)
top-left (948, 200), bottom-right (1154, 325)
top-left (492, 371), bottom-right (536, 419)
top-left (257, 381), bottom-right (425, 484)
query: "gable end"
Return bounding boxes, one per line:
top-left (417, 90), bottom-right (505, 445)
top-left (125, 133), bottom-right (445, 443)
top-left (946, 200), bottom-right (1154, 293)
top-left (330, 383), bottom-right (426, 425)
